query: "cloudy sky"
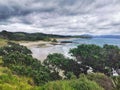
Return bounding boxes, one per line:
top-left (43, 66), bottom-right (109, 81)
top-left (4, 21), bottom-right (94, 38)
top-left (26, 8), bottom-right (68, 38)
top-left (0, 0), bottom-right (120, 35)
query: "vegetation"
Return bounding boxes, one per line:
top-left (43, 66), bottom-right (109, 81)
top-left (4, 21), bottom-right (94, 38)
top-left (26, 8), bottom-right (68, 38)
top-left (70, 44), bottom-right (120, 76)
top-left (0, 42), bottom-right (32, 56)
top-left (0, 40), bottom-right (119, 90)
top-left (86, 73), bottom-right (114, 90)
top-left (0, 57), bottom-right (113, 90)
top-left (40, 76), bottom-right (104, 90)
top-left (112, 76), bottom-right (120, 90)
top-left (0, 30), bottom-right (69, 41)
top-left (44, 53), bottom-right (84, 77)
top-left (0, 30), bottom-right (92, 41)
top-left (0, 42), bottom-right (55, 85)
top-left (0, 72), bottom-right (34, 90)
top-left (52, 38), bottom-right (57, 42)
top-left (0, 38), bottom-right (7, 47)
top-left (0, 57), bottom-right (35, 90)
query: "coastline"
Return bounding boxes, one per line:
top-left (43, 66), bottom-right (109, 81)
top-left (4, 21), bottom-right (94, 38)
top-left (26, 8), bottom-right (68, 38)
top-left (18, 38), bottom-right (73, 62)
top-left (19, 38), bottom-right (74, 47)
top-left (19, 41), bottom-right (51, 47)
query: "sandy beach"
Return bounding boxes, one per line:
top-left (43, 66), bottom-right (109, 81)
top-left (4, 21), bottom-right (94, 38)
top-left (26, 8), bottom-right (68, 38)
top-left (19, 40), bottom-right (55, 62)
top-left (18, 38), bottom-right (74, 62)
top-left (19, 38), bottom-right (73, 47)
top-left (19, 41), bottom-right (51, 47)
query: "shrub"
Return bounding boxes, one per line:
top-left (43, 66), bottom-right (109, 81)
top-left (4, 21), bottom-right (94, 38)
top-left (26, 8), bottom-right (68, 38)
top-left (41, 76), bottom-right (103, 90)
top-left (112, 76), bottom-right (120, 90)
top-left (86, 73), bottom-right (114, 90)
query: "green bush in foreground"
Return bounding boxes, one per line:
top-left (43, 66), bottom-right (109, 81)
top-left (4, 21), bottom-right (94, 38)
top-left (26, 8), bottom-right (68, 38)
top-left (86, 73), bottom-right (114, 90)
top-left (112, 76), bottom-right (120, 90)
top-left (0, 68), bottom-right (34, 90)
top-left (40, 77), bottom-right (104, 90)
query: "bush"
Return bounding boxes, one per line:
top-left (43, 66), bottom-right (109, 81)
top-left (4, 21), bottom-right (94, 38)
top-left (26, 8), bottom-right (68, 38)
top-left (86, 73), bottom-right (114, 90)
top-left (0, 73), bottom-right (33, 90)
top-left (70, 44), bottom-right (120, 75)
top-left (41, 76), bottom-right (103, 90)
top-left (112, 76), bottom-right (120, 90)
top-left (1, 43), bottom-right (52, 85)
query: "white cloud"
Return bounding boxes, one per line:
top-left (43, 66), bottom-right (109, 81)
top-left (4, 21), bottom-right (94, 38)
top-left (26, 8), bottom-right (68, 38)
top-left (0, 0), bottom-right (120, 35)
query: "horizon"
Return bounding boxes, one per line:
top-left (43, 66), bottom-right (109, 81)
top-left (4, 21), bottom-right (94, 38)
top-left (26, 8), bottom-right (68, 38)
top-left (1, 30), bottom-right (120, 36)
top-left (0, 0), bottom-right (120, 35)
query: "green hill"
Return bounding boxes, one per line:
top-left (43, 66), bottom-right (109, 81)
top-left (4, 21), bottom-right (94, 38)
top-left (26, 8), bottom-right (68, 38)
top-left (0, 30), bottom-right (69, 41)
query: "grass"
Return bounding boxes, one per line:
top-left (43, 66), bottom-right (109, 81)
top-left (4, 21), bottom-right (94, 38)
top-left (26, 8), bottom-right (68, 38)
top-left (0, 38), bottom-right (7, 47)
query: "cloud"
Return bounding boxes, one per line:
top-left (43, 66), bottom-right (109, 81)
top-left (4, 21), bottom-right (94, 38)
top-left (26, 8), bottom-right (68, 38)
top-left (0, 0), bottom-right (120, 35)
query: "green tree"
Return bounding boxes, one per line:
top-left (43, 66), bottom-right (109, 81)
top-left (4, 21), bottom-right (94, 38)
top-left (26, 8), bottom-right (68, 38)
top-left (44, 53), bottom-right (87, 78)
top-left (0, 42), bottom-right (31, 56)
top-left (70, 44), bottom-right (120, 75)
top-left (1, 42), bottom-right (53, 85)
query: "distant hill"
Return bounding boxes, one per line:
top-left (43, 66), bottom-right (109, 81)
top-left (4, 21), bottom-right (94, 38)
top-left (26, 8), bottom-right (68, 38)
top-left (0, 30), bottom-right (70, 41)
top-left (0, 30), bottom-right (92, 41)
top-left (71, 34), bottom-right (93, 38)
top-left (94, 35), bottom-right (120, 39)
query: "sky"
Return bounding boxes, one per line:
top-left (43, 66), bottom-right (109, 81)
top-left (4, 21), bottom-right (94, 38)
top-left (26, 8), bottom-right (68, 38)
top-left (0, 0), bottom-right (120, 35)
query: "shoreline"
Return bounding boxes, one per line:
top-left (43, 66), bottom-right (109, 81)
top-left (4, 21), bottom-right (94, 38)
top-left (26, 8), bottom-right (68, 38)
top-left (18, 38), bottom-right (74, 47)
top-left (19, 40), bottom-right (54, 62)
top-left (18, 38), bottom-right (75, 62)
top-left (19, 41), bottom-right (51, 47)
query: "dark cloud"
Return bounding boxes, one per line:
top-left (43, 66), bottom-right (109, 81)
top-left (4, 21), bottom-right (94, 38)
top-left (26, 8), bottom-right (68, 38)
top-left (0, 0), bottom-right (95, 20)
top-left (0, 0), bottom-right (56, 20)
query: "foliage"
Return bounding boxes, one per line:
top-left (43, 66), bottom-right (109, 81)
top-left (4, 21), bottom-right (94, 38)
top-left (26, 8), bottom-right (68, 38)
top-left (0, 42), bottom-right (32, 56)
top-left (52, 38), bottom-right (57, 42)
top-left (2, 52), bottom-right (51, 85)
top-left (0, 30), bottom-right (92, 42)
top-left (66, 72), bottom-right (77, 79)
top-left (0, 30), bottom-right (68, 41)
top-left (0, 64), bottom-right (34, 90)
top-left (1, 42), bottom-right (53, 85)
top-left (0, 38), bottom-right (7, 47)
top-left (44, 53), bottom-right (85, 77)
top-left (70, 44), bottom-right (120, 75)
top-left (40, 76), bottom-right (104, 90)
top-left (0, 74), bottom-right (34, 90)
top-left (103, 44), bottom-right (120, 70)
top-left (112, 76), bottom-right (120, 90)
top-left (0, 40), bottom-right (119, 90)
top-left (86, 73), bottom-right (114, 90)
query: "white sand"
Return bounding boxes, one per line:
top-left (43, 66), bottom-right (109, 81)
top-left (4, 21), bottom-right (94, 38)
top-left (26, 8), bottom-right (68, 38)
top-left (19, 41), bottom-right (51, 47)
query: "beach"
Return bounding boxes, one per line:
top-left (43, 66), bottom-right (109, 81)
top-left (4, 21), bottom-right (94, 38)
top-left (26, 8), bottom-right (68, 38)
top-left (18, 39), bottom-right (72, 62)
top-left (19, 41), bottom-right (51, 47)
top-left (19, 37), bottom-right (120, 63)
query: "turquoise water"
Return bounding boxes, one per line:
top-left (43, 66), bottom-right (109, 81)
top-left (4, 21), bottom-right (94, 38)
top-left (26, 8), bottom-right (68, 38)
top-left (71, 38), bottom-right (120, 47)
top-left (30, 38), bottom-right (120, 61)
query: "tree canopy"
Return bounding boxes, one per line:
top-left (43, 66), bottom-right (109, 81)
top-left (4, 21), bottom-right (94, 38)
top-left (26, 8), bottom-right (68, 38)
top-left (70, 44), bottom-right (120, 75)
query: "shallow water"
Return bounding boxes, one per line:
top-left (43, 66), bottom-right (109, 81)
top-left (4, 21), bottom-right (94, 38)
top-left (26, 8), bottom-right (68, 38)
top-left (29, 38), bottom-right (120, 61)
